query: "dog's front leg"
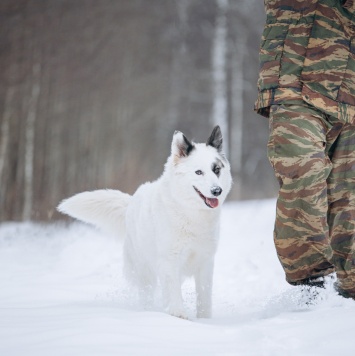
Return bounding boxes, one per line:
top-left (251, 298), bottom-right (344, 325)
top-left (160, 263), bottom-right (187, 319)
top-left (195, 260), bottom-right (214, 318)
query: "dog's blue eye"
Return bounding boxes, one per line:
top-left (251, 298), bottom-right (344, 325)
top-left (195, 170), bottom-right (203, 175)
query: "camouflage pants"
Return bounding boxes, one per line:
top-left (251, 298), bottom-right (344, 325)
top-left (268, 103), bottom-right (355, 295)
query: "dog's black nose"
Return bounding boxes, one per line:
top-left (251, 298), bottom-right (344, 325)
top-left (211, 186), bottom-right (222, 197)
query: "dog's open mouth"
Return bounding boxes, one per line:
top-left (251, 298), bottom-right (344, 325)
top-left (193, 186), bottom-right (219, 208)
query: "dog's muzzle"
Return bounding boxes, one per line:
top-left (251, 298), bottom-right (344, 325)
top-left (193, 186), bottom-right (219, 208)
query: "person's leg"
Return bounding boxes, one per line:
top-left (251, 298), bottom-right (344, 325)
top-left (268, 103), bottom-right (334, 285)
top-left (327, 123), bottom-right (355, 297)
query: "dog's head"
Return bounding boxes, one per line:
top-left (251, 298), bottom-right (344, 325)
top-left (167, 126), bottom-right (232, 210)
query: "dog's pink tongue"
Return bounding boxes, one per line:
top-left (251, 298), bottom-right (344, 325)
top-left (207, 198), bottom-right (219, 208)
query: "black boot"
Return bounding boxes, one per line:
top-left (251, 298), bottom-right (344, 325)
top-left (334, 281), bottom-right (355, 300)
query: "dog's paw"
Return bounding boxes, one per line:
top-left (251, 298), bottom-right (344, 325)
top-left (167, 307), bottom-right (189, 320)
top-left (170, 312), bottom-right (189, 320)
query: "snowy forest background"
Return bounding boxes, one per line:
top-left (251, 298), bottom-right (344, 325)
top-left (0, 0), bottom-right (276, 222)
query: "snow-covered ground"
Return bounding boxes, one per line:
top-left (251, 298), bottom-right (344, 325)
top-left (0, 199), bottom-right (354, 356)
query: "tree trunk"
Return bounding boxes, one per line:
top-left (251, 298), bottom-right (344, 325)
top-left (23, 62), bottom-right (41, 220)
top-left (211, 0), bottom-right (229, 154)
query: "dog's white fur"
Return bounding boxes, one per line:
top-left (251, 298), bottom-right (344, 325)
top-left (58, 126), bottom-right (232, 319)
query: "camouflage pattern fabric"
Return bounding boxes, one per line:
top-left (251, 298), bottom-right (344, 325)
top-left (268, 103), bottom-right (355, 295)
top-left (255, 0), bottom-right (355, 123)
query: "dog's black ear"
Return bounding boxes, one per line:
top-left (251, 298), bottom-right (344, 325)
top-left (207, 126), bottom-right (222, 152)
top-left (171, 130), bottom-right (195, 158)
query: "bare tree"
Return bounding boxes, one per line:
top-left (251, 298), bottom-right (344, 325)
top-left (0, 88), bottom-right (13, 191)
top-left (23, 62), bottom-right (41, 220)
top-left (211, 0), bottom-right (229, 154)
top-left (229, 39), bottom-right (244, 198)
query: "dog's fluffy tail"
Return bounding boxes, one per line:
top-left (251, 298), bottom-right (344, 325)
top-left (57, 189), bottom-right (131, 237)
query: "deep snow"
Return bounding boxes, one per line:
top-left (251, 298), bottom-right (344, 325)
top-left (0, 199), bottom-right (354, 356)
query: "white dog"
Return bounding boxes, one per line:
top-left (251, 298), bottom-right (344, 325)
top-left (58, 126), bottom-right (232, 319)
